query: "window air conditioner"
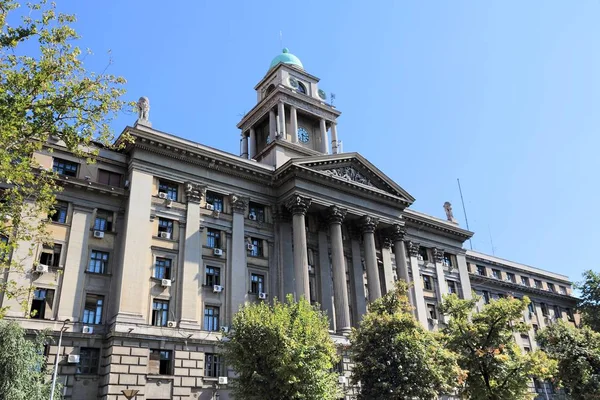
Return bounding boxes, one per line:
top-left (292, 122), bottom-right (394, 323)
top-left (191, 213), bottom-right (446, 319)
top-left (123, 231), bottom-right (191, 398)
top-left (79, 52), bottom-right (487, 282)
top-left (158, 192), bottom-right (168, 199)
top-left (417, 255), bottom-right (424, 261)
top-left (93, 230), bottom-right (105, 239)
top-left (206, 204), bottom-right (215, 211)
top-left (82, 326), bottom-right (94, 334)
top-left (218, 376), bottom-right (228, 385)
top-left (213, 285), bottom-right (224, 293)
top-left (246, 243), bottom-right (254, 251)
top-left (36, 264), bottom-right (49, 273)
top-left (221, 326), bottom-right (229, 333)
top-left (67, 354), bottom-right (80, 363)
top-left (213, 248), bottom-right (223, 256)
top-left (159, 231), bottom-right (171, 239)
top-left (167, 321), bottom-right (177, 328)
top-left (249, 213), bottom-right (257, 221)
top-left (258, 292), bottom-right (268, 300)
top-left (161, 279), bottom-right (172, 287)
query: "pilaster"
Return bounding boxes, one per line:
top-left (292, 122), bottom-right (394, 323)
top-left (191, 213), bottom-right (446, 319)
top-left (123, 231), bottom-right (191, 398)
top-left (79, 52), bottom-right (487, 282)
top-left (407, 241), bottom-right (428, 328)
top-left (230, 194), bottom-right (248, 314)
top-left (319, 118), bottom-right (328, 153)
top-left (360, 215), bottom-right (381, 302)
top-left (290, 105), bottom-right (298, 143)
top-left (455, 253), bottom-right (473, 300)
top-left (317, 229), bottom-right (335, 331)
top-left (380, 238), bottom-right (395, 294)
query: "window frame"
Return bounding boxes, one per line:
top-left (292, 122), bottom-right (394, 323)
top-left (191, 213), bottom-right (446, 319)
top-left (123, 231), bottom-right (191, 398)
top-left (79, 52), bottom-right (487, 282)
top-left (49, 201), bottom-right (69, 224)
top-left (204, 353), bottom-right (222, 377)
top-left (158, 218), bottom-right (174, 236)
top-left (534, 279), bottom-right (543, 289)
top-left (149, 349), bottom-right (173, 375)
top-left (206, 228), bottom-right (221, 248)
top-left (158, 180), bottom-right (179, 201)
top-left (427, 304), bottom-right (437, 320)
top-left (82, 294), bottom-right (104, 325)
top-left (87, 250), bottom-right (109, 274)
top-left (547, 282), bottom-right (555, 292)
top-left (206, 192), bottom-right (224, 212)
top-left (506, 272), bottom-right (516, 283)
top-left (447, 280), bottom-right (457, 295)
top-left (249, 237), bottom-right (263, 257)
top-left (204, 305), bottom-right (220, 331)
top-left (39, 243), bottom-right (62, 267)
top-left (205, 266), bottom-right (221, 286)
top-left (94, 209), bottom-right (113, 232)
top-left (248, 202), bottom-right (265, 222)
top-left (77, 347), bottom-right (100, 375)
top-left (52, 158), bottom-right (78, 177)
top-left (30, 288), bottom-right (54, 320)
top-left (521, 276), bottom-right (530, 286)
top-left (250, 273), bottom-right (265, 294)
top-left (422, 275), bottom-right (433, 291)
top-left (491, 269), bottom-right (501, 279)
top-left (153, 257), bottom-right (172, 280)
top-left (151, 299), bottom-right (169, 327)
top-left (97, 169), bottom-right (122, 187)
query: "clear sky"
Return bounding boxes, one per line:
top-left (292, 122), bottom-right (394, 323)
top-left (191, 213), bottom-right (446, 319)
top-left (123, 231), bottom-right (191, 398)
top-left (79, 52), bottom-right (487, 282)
top-left (53, 0), bottom-right (599, 283)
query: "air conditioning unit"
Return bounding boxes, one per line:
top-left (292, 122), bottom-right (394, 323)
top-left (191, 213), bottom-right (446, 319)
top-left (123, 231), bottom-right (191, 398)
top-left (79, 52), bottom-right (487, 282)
top-left (338, 376), bottom-right (348, 384)
top-left (158, 192), bottom-right (168, 199)
top-left (206, 204), bottom-right (215, 211)
top-left (246, 243), bottom-right (254, 251)
top-left (221, 326), bottom-right (229, 333)
top-left (213, 285), bottom-right (224, 293)
top-left (67, 354), bottom-right (80, 363)
top-left (161, 279), bottom-right (172, 287)
top-left (159, 231), bottom-right (171, 239)
top-left (36, 264), bottom-right (49, 273)
top-left (417, 255), bottom-right (424, 261)
top-left (82, 326), bottom-right (94, 334)
top-left (308, 265), bottom-right (314, 274)
top-left (167, 321), bottom-right (177, 328)
top-left (258, 292), bottom-right (268, 300)
top-left (249, 213), bottom-right (257, 221)
top-left (218, 376), bottom-right (228, 385)
top-left (213, 248), bottom-right (223, 256)
top-left (93, 230), bottom-right (105, 239)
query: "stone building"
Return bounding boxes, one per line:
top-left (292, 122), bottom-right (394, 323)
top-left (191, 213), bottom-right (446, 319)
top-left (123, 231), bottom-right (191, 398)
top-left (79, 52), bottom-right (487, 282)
top-left (2, 49), bottom-right (578, 399)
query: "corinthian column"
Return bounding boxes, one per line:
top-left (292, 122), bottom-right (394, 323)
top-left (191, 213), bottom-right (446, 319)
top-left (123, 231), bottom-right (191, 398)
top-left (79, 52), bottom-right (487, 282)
top-left (391, 225), bottom-right (410, 283)
top-left (360, 215), bottom-right (381, 302)
top-left (285, 195), bottom-right (311, 300)
top-left (328, 206), bottom-right (351, 334)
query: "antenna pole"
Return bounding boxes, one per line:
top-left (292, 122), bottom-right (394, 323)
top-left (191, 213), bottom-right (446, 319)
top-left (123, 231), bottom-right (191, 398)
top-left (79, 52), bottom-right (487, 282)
top-left (279, 31), bottom-right (283, 49)
top-left (457, 178), bottom-right (473, 250)
top-left (488, 225), bottom-right (495, 255)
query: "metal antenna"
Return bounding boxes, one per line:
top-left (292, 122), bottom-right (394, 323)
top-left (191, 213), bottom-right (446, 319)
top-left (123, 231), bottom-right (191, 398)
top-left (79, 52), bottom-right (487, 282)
top-left (330, 93), bottom-right (336, 106)
top-left (487, 225), bottom-right (496, 255)
top-left (279, 31), bottom-right (283, 49)
top-left (457, 178), bottom-right (473, 250)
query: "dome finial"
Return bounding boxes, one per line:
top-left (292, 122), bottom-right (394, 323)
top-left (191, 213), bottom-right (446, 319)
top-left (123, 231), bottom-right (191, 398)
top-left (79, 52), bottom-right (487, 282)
top-left (282, 48), bottom-right (289, 53)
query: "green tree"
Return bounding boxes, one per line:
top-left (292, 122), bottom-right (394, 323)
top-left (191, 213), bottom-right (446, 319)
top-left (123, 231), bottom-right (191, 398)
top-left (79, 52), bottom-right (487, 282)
top-left (221, 295), bottom-right (340, 400)
top-left (0, 321), bottom-right (60, 399)
top-left (440, 294), bottom-right (556, 400)
top-left (350, 282), bottom-right (463, 399)
top-left (577, 270), bottom-right (600, 332)
top-left (537, 321), bottom-right (600, 400)
top-left (0, 0), bottom-right (131, 316)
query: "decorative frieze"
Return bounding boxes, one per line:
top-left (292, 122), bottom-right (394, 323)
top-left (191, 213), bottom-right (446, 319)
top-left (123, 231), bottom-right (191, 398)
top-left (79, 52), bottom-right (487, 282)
top-left (323, 166), bottom-right (373, 187)
top-left (285, 195), bottom-right (312, 216)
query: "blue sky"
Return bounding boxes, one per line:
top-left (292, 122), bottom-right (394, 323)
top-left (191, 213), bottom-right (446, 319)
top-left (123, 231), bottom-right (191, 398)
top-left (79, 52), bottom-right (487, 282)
top-left (52, 0), bottom-right (598, 283)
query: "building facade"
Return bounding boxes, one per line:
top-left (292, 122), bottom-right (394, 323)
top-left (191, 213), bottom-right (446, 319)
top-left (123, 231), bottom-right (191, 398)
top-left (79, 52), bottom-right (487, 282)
top-left (2, 49), bottom-right (578, 399)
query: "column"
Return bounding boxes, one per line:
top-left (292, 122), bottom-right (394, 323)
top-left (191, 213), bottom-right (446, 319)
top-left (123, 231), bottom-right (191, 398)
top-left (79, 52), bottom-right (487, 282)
top-left (408, 241), bottom-right (429, 328)
top-left (455, 254), bottom-right (473, 300)
top-left (269, 109), bottom-right (277, 140)
top-left (331, 122), bottom-right (339, 154)
top-left (277, 212), bottom-right (295, 298)
top-left (380, 239), bottom-right (395, 294)
top-left (391, 225), bottom-right (414, 306)
top-left (57, 205), bottom-right (93, 321)
top-left (328, 206), bottom-right (351, 334)
top-left (277, 101), bottom-right (286, 139)
top-left (290, 105), bottom-right (298, 143)
top-left (433, 248), bottom-right (449, 299)
top-left (241, 132), bottom-right (249, 159)
top-left (350, 233), bottom-right (367, 321)
top-left (230, 195), bottom-right (248, 314)
top-left (178, 183), bottom-right (205, 329)
top-left (319, 119), bottom-right (328, 153)
top-left (318, 229), bottom-right (335, 331)
top-left (249, 128), bottom-right (256, 159)
top-left (360, 215), bottom-right (381, 302)
top-left (285, 195), bottom-right (311, 300)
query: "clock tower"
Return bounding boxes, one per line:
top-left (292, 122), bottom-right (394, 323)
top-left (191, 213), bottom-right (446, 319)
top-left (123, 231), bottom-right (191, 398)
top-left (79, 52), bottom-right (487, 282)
top-left (237, 48), bottom-right (342, 167)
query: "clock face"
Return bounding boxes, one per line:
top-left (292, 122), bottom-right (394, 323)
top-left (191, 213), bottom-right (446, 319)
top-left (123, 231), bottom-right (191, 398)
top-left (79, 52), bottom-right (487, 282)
top-left (298, 127), bottom-right (310, 143)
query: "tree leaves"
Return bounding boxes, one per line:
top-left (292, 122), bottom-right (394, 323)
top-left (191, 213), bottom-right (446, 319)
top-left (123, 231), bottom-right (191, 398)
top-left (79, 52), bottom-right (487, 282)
top-left (577, 270), bottom-right (600, 332)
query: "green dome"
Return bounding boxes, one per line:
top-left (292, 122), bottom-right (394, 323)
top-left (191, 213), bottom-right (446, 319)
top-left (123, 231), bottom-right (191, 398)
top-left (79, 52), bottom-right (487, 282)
top-left (269, 48), bottom-right (303, 70)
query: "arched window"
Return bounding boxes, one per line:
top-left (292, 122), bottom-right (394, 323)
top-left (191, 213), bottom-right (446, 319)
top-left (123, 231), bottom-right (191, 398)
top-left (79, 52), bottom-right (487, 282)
top-left (265, 84), bottom-right (275, 97)
top-left (297, 81), bottom-right (307, 94)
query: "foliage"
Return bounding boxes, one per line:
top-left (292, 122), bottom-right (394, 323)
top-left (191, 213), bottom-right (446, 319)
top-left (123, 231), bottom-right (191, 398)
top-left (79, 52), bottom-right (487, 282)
top-left (0, 0), bottom-right (131, 316)
top-left (0, 321), bottom-right (61, 399)
top-left (350, 281), bottom-right (463, 399)
top-left (221, 295), bottom-right (340, 400)
top-left (577, 270), bottom-right (600, 332)
top-left (440, 294), bottom-right (556, 400)
top-left (537, 321), bottom-right (600, 399)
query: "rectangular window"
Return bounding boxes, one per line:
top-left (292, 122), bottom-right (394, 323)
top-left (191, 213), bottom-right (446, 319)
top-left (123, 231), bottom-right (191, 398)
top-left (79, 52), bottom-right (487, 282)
top-left (534, 279), bottom-right (543, 289)
top-left (427, 304), bottom-right (437, 320)
top-left (158, 180), bottom-right (178, 201)
top-left (447, 280), bottom-right (457, 295)
top-left (88, 250), bottom-right (109, 274)
top-left (418, 246), bottom-right (429, 261)
top-left (250, 273), bottom-right (264, 294)
top-left (206, 192), bottom-right (224, 212)
top-left (521, 276), bottom-right (530, 286)
top-left (476, 265), bottom-right (487, 276)
top-left (528, 302), bottom-right (535, 315)
top-left (204, 306), bottom-right (220, 331)
top-left (553, 305), bottom-right (561, 318)
top-left (541, 302), bottom-right (549, 316)
top-left (149, 350), bottom-right (172, 375)
top-left (39, 244), bottom-right (62, 267)
top-left (154, 257), bottom-right (172, 280)
top-left (77, 348), bottom-right (100, 374)
top-left (422, 275), bottom-right (433, 291)
top-left (506, 272), bottom-right (516, 283)
top-left (559, 286), bottom-right (567, 295)
top-left (566, 308), bottom-right (574, 321)
top-left (30, 288), bottom-right (54, 319)
top-left (82, 294), bottom-right (103, 325)
top-left (206, 229), bottom-right (221, 248)
top-left (443, 253), bottom-right (453, 267)
top-left (152, 300), bottom-right (169, 327)
top-left (482, 290), bottom-right (490, 304)
top-left (523, 346), bottom-right (531, 353)
top-left (249, 237), bottom-right (263, 257)
top-left (94, 209), bottom-right (113, 232)
top-left (547, 283), bottom-right (555, 292)
top-left (248, 202), bottom-right (265, 222)
top-left (204, 353), bottom-right (222, 377)
top-left (205, 266), bottom-right (221, 286)
top-left (49, 201), bottom-right (68, 223)
top-left (491, 269), bottom-right (501, 279)
top-left (97, 169), bottom-right (122, 187)
top-left (158, 218), bottom-right (174, 238)
top-left (52, 158), bottom-right (78, 177)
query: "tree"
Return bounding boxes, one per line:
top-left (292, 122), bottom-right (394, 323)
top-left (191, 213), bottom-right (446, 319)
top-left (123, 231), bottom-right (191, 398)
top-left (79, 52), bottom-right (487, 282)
top-left (440, 294), bottom-right (556, 400)
top-left (221, 295), bottom-right (340, 400)
top-left (0, 321), bottom-right (60, 399)
top-left (0, 0), bottom-right (131, 316)
top-left (537, 321), bottom-right (600, 399)
top-left (350, 281), bottom-right (463, 399)
top-left (577, 270), bottom-right (600, 332)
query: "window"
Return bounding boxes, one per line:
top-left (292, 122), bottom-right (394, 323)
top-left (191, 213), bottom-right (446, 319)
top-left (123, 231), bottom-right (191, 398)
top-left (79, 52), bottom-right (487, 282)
top-left (521, 276), bottom-right (530, 286)
top-left (523, 346), bottom-right (531, 353)
top-left (52, 158), bottom-right (78, 177)
top-left (491, 269), bottom-right (501, 279)
top-left (49, 201), bottom-right (68, 223)
top-left (532, 324), bottom-right (539, 334)
top-left (154, 257), bottom-right (172, 280)
top-left (566, 308), bottom-right (575, 322)
top-left (205, 266), bottom-right (221, 286)
top-left (249, 237), bottom-right (263, 257)
top-left (476, 265), bottom-right (486, 276)
top-left (82, 294), bottom-right (103, 325)
top-left (204, 353), bottom-right (222, 377)
top-left (30, 288), bottom-right (54, 319)
top-left (422, 275), bottom-right (433, 291)
top-left (97, 169), bottom-right (122, 187)
top-left (248, 203), bottom-right (265, 222)
top-left (482, 290), bottom-right (490, 304)
top-left (296, 81), bottom-right (307, 94)
top-left (152, 300), bottom-right (169, 327)
top-left (149, 350), bottom-right (172, 375)
top-left (418, 247), bottom-right (429, 261)
top-left (94, 209), bottom-right (113, 232)
top-left (553, 305), bottom-right (561, 318)
top-left (77, 348), bottom-right (100, 374)
top-left (88, 250), bottom-right (109, 274)
top-left (447, 280), bottom-right (457, 295)
top-left (534, 279), bottom-right (543, 289)
top-left (158, 218), bottom-right (173, 237)
top-left (534, 378), bottom-right (544, 393)
top-left (506, 272), bottom-right (516, 283)
top-left (559, 286), bottom-right (567, 295)
top-left (540, 303), bottom-right (549, 316)
top-left (528, 302), bottom-right (535, 315)
top-left (251, 273), bottom-right (264, 294)
top-left (443, 253), bottom-right (454, 267)
top-left (206, 228), bottom-right (221, 248)
top-left (39, 244), bottom-right (62, 267)
top-left (204, 306), bottom-right (220, 331)
top-left (158, 180), bottom-right (178, 201)
top-left (206, 192), bottom-right (223, 212)
top-left (547, 283), bottom-right (555, 292)
top-left (427, 304), bottom-right (437, 320)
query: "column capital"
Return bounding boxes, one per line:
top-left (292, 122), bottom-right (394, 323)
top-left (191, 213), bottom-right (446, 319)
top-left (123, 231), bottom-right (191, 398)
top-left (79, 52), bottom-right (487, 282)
top-left (327, 205), bottom-right (347, 225)
top-left (230, 194), bottom-right (249, 214)
top-left (391, 224), bottom-right (406, 242)
top-left (433, 248), bottom-right (445, 264)
top-left (285, 195), bottom-right (311, 216)
top-left (407, 241), bottom-right (420, 258)
top-left (359, 215), bottom-right (379, 234)
top-left (382, 237), bottom-right (393, 249)
top-left (185, 182), bottom-right (206, 204)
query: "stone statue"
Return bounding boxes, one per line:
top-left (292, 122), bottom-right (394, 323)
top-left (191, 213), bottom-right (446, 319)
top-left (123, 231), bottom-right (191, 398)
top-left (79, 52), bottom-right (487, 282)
top-left (136, 96), bottom-right (150, 124)
top-left (444, 202), bottom-right (457, 223)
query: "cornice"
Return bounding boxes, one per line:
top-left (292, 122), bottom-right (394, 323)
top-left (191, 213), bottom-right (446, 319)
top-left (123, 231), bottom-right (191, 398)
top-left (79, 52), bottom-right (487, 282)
top-left (57, 176), bottom-right (128, 199)
top-left (253, 63), bottom-right (321, 91)
top-left (469, 273), bottom-right (578, 302)
top-left (403, 209), bottom-right (473, 241)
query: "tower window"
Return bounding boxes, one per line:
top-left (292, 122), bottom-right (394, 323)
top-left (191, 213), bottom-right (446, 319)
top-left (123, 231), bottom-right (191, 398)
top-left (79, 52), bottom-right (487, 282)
top-left (296, 81), bottom-right (306, 94)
